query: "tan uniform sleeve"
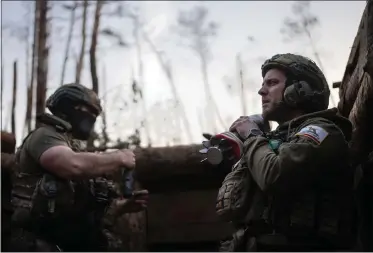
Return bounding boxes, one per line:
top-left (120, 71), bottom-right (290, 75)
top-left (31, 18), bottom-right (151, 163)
top-left (26, 126), bottom-right (69, 162)
top-left (242, 119), bottom-right (349, 194)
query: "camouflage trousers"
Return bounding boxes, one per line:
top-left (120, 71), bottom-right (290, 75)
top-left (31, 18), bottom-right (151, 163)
top-left (6, 228), bottom-right (61, 252)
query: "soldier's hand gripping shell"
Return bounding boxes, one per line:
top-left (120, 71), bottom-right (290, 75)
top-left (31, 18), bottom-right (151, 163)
top-left (229, 114), bottom-right (270, 139)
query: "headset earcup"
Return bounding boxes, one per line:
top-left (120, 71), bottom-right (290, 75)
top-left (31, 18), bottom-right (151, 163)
top-left (284, 81), bottom-right (315, 108)
top-left (283, 84), bottom-right (300, 107)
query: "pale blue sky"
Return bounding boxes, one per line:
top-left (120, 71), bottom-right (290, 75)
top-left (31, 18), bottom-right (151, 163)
top-left (1, 1), bottom-right (366, 147)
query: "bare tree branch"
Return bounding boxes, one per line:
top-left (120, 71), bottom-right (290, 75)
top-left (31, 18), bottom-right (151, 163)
top-left (60, 1), bottom-right (77, 86)
top-left (175, 5), bottom-right (225, 133)
top-left (141, 26), bottom-right (193, 143)
top-left (11, 61), bottom-right (17, 137)
top-left (75, 0), bottom-right (88, 84)
top-left (100, 63), bottom-right (109, 147)
top-left (281, 1), bottom-right (336, 107)
top-left (87, 0), bottom-right (104, 149)
top-left (128, 11), bottom-right (152, 147)
top-left (236, 54), bottom-right (247, 115)
top-left (21, 3), bottom-right (33, 138)
top-left (35, 0), bottom-right (50, 128)
top-left (1, 63), bottom-right (4, 120)
top-left (100, 28), bottom-right (128, 47)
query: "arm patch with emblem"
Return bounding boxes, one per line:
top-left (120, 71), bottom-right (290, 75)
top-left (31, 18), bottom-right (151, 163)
top-left (295, 125), bottom-right (329, 145)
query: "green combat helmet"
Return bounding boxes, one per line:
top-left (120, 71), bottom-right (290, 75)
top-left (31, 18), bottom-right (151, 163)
top-left (261, 53), bottom-right (330, 113)
top-left (46, 83), bottom-right (102, 116)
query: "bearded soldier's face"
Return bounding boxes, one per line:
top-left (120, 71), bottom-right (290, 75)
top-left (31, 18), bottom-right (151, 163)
top-left (258, 68), bottom-right (287, 122)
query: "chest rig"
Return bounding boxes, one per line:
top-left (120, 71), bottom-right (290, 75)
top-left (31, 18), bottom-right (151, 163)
top-left (12, 114), bottom-right (96, 221)
top-left (263, 124), bottom-right (354, 249)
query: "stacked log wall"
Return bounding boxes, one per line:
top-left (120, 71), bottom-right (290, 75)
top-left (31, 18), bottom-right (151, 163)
top-left (111, 144), bottom-right (234, 251)
top-left (337, 1), bottom-right (373, 251)
top-left (337, 0), bottom-right (373, 162)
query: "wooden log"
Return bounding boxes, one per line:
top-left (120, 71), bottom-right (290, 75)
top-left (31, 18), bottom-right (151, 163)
top-left (112, 146), bottom-right (232, 251)
top-left (348, 73), bottom-right (373, 164)
top-left (133, 144), bottom-right (230, 192)
top-left (112, 145), bottom-right (234, 250)
top-left (333, 81), bottom-right (342, 89)
top-left (339, 63), bottom-right (364, 117)
top-left (338, 3), bottom-right (369, 117)
top-left (338, 31), bottom-right (367, 117)
top-left (146, 190), bottom-right (234, 244)
top-left (366, 0), bottom-right (373, 78)
top-left (134, 144), bottom-right (204, 178)
top-left (340, 1), bottom-right (373, 164)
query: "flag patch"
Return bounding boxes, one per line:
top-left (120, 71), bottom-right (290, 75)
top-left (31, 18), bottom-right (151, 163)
top-left (295, 125), bottom-right (329, 144)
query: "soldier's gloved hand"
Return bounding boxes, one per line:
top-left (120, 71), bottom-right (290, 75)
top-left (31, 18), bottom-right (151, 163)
top-left (229, 114), bottom-right (269, 139)
top-left (112, 189), bottom-right (149, 214)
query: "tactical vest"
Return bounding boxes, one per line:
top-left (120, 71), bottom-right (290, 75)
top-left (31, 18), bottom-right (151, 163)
top-left (218, 126), bottom-right (356, 251)
top-left (11, 114), bottom-right (119, 251)
top-left (12, 115), bottom-right (79, 218)
top-left (269, 127), bottom-right (355, 248)
top-left (12, 115), bottom-right (110, 225)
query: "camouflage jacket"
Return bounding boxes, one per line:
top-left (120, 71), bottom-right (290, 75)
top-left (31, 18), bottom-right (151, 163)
top-left (220, 108), bottom-right (356, 251)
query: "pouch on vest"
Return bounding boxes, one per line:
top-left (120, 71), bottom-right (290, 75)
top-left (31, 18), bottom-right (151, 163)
top-left (216, 159), bottom-right (253, 221)
top-left (30, 173), bottom-right (75, 218)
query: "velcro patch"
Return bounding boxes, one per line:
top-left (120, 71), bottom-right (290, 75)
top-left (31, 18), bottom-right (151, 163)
top-left (295, 125), bottom-right (329, 144)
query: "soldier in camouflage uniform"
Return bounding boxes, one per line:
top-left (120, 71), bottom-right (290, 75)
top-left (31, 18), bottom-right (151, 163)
top-left (217, 54), bottom-right (356, 251)
top-left (10, 83), bottom-right (148, 251)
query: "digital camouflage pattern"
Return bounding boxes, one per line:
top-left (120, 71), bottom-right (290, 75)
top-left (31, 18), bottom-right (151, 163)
top-left (11, 113), bottom-right (124, 251)
top-left (219, 108), bottom-right (356, 251)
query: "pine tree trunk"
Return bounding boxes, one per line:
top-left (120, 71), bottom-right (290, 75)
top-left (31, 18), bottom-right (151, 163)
top-left (87, 0), bottom-right (104, 149)
top-left (101, 64), bottom-right (109, 146)
top-left (35, 0), bottom-right (49, 128)
top-left (75, 0), bottom-right (88, 84)
top-left (26, 0), bottom-right (40, 133)
top-left (60, 2), bottom-right (77, 86)
top-left (23, 6), bottom-right (36, 137)
top-left (11, 61), bottom-right (17, 137)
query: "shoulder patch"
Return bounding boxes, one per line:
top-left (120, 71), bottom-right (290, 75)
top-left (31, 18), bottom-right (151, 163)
top-left (295, 125), bottom-right (329, 145)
